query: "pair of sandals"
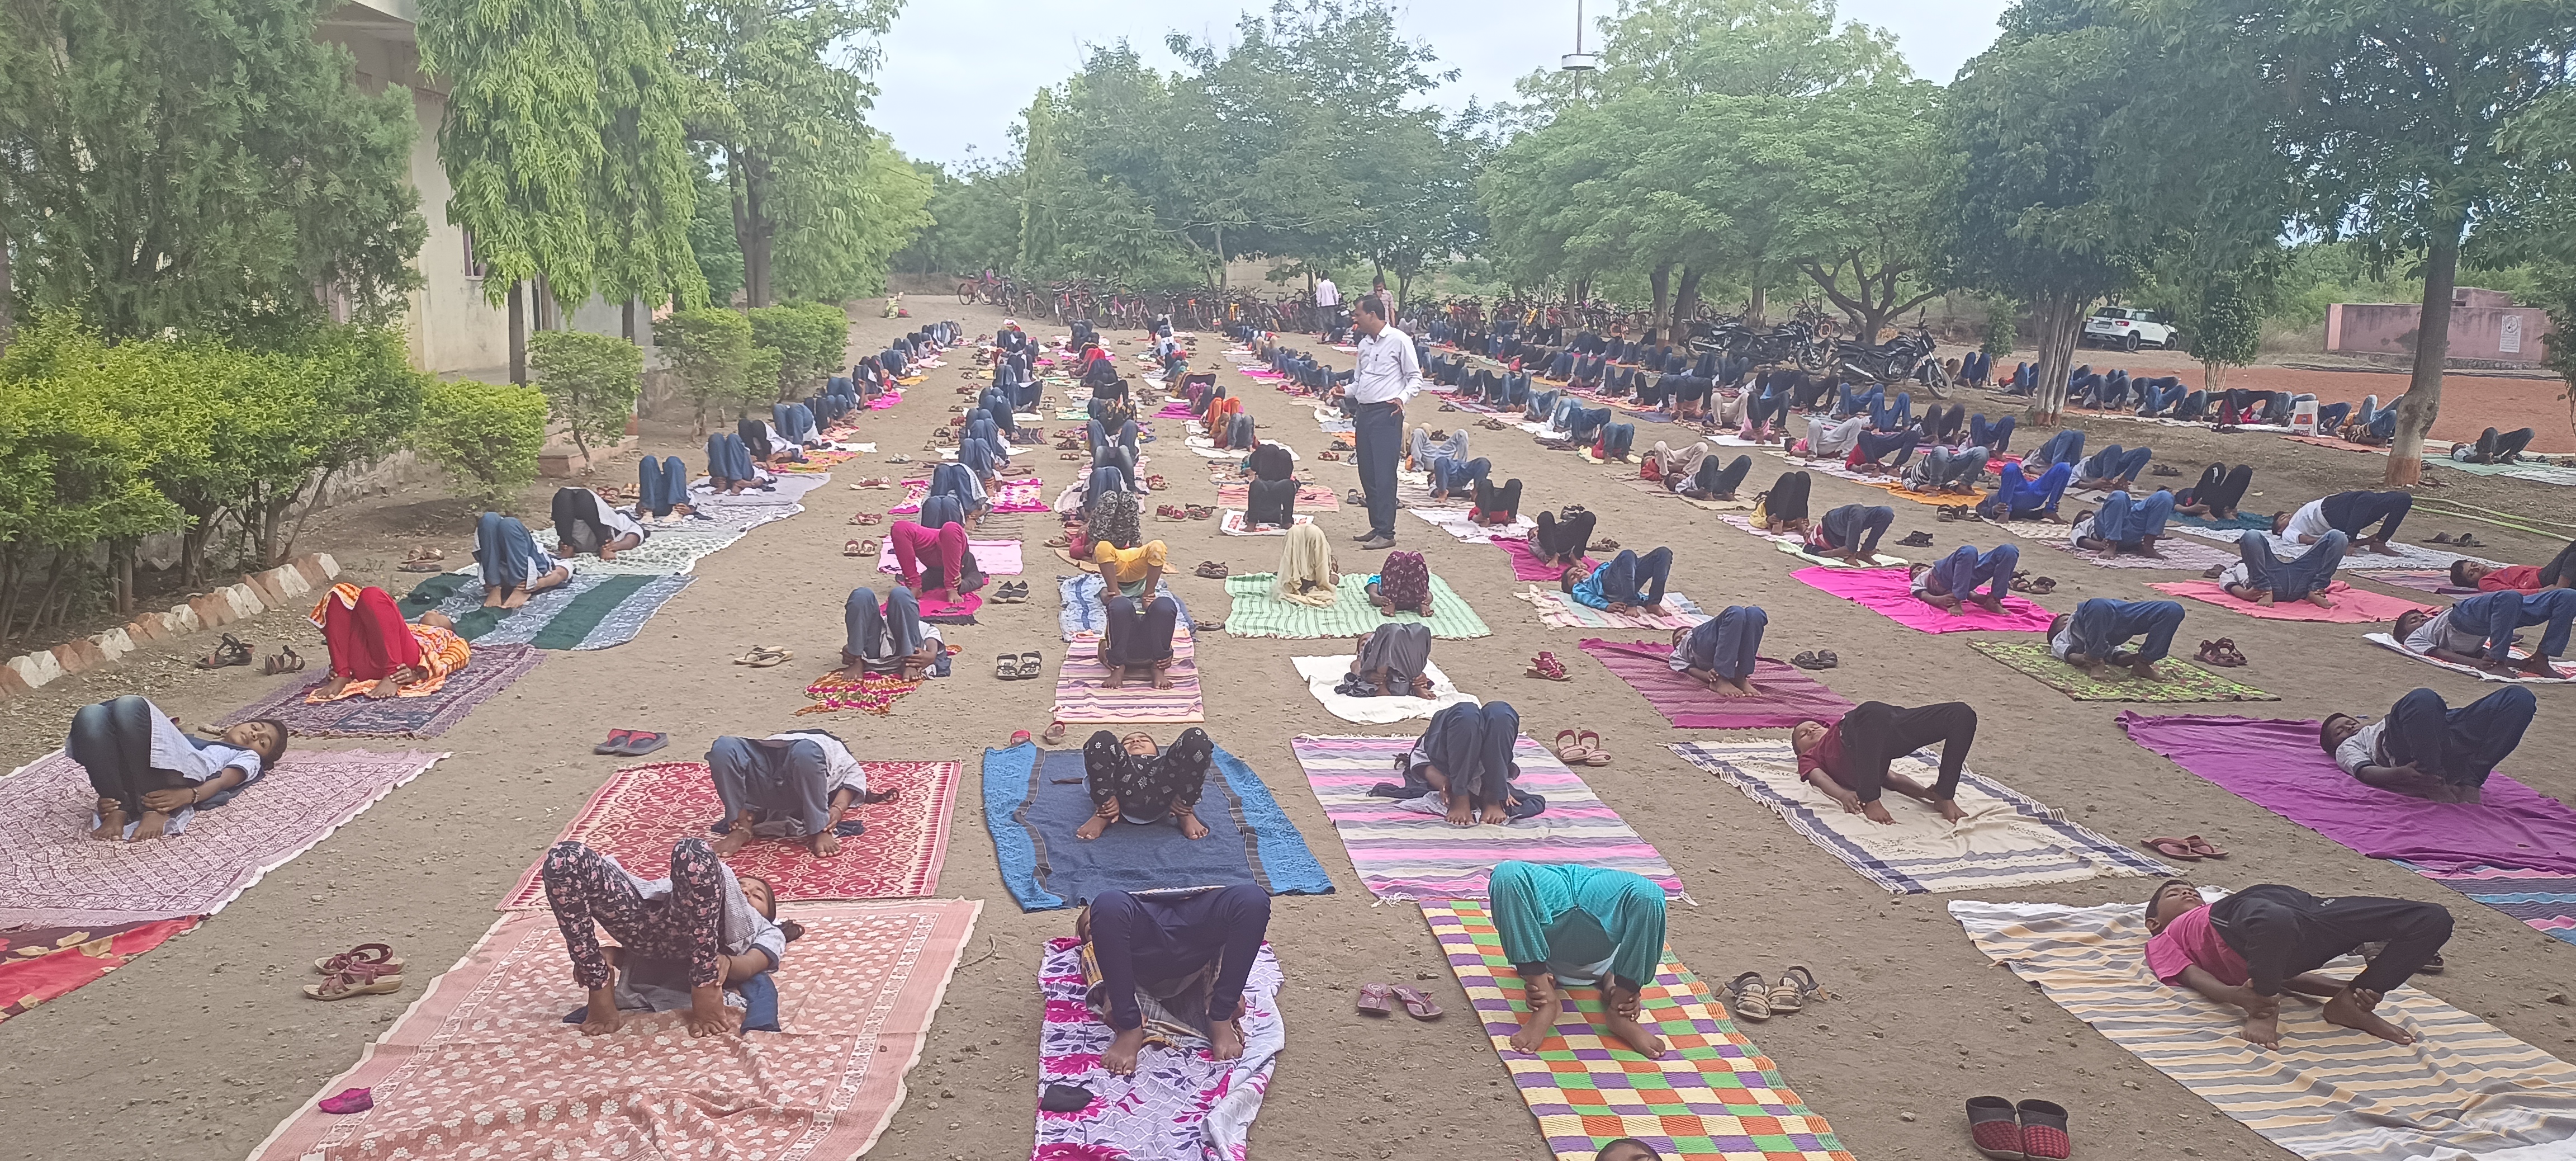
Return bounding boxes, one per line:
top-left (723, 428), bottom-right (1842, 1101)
top-left (734, 645), bottom-right (793, 668)
top-left (2142, 834), bottom-right (2229, 861)
top-left (1935, 504), bottom-right (1974, 522)
top-left (1526, 651), bottom-right (1571, 681)
top-left (989, 580), bottom-right (1031, 603)
top-left (1724, 965), bottom-right (1825, 1022)
top-left (1145, 475), bottom-right (1169, 491)
top-left (1789, 650), bottom-right (1841, 671)
top-left (849, 512), bottom-right (885, 526)
top-left (1155, 504), bottom-right (1216, 521)
top-left (594, 729), bottom-right (670, 756)
top-left (2430, 531), bottom-right (2485, 548)
top-left (1194, 561), bottom-right (1229, 579)
top-left (2195, 638), bottom-right (2247, 668)
top-left (846, 538), bottom-right (880, 558)
top-left (996, 650), bottom-right (1045, 680)
top-left (1553, 728), bottom-right (1611, 766)
top-left (396, 545), bottom-right (447, 573)
top-left (2007, 573), bottom-right (2058, 595)
top-left (196, 633), bottom-right (253, 669)
top-left (260, 646), bottom-right (306, 676)
top-left (1355, 982), bottom-right (1444, 1020)
top-left (305, 943), bottom-right (405, 1001)
top-left (853, 477), bottom-right (892, 489)
top-left (1896, 530), bottom-right (1935, 548)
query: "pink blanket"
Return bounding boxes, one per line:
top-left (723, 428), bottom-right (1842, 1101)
top-left (1792, 565), bottom-right (2056, 634)
top-left (1153, 400), bottom-right (1195, 418)
top-left (2146, 579), bottom-right (2432, 623)
top-left (866, 389), bottom-right (903, 410)
top-left (1497, 537), bottom-right (1593, 582)
top-left (1578, 639), bottom-right (1854, 728)
top-left (877, 539), bottom-right (1024, 577)
top-left (990, 477), bottom-right (1049, 512)
top-left (2119, 711), bottom-right (2576, 875)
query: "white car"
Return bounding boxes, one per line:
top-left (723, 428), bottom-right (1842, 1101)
top-left (2083, 306), bottom-right (2179, 351)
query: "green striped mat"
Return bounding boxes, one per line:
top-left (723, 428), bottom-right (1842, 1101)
top-left (1969, 639), bottom-right (2276, 702)
top-left (397, 572), bottom-right (694, 651)
top-left (1221, 573), bottom-right (1490, 639)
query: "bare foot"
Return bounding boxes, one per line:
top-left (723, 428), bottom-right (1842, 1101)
top-left (2322, 989), bottom-right (2414, 1044)
top-left (808, 830), bottom-right (841, 857)
top-left (1445, 794), bottom-right (1474, 828)
top-left (130, 810), bottom-right (173, 841)
top-left (1603, 1010), bottom-right (1669, 1058)
top-left (2129, 659), bottom-right (2163, 681)
top-left (91, 799), bottom-right (127, 841)
top-left (482, 588), bottom-right (507, 608)
top-left (1481, 800), bottom-right (1509, 825)
top-left (1100, 664), bottom-right (1124, 690)
top-left (1076, 807), bottom-right (1116, 841)
top-left (2304, 592), bottom-right (2336, 609)
top-left (580, 988), bottom-right (623, 1036)
top-left (1860, 800), bottom-right (1896, 826)
top-left (1174, 810), bottom-right (1210, 840)
top-left (1975, 594), bottom-right (2006, 615)
top-left (1209, 1018), bottom-right (1246, 1063)
top-left (500, 588), bottom-right (531, 610)
top-left (1102, 1026), bottom-right (1148, 1075)
top-left (1509, 989), bottom-right (1562, 1053)
top-left (1936, 798), bottom-right (1968, 823)
top-left (316, 673), bottom-right (354, 699)
top-left (365, 667), bottom-right (416, 699)
top-left (684, 984), bottom-right (732, 1037)
top-left (1727, 677), bottom-right (1760, 698)
top-left (711, 810), bottom-right (758, 856)
top-left (2241, 1009), bottom-right (2283, 1050)
top-left (1153, 661), bottom-right (1175, 690)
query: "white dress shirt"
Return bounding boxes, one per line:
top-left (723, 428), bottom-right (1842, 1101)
top-left (1350, 326), bottom-right (1421, 405)
top-left (1314, 279), bottom-right (1341, 308)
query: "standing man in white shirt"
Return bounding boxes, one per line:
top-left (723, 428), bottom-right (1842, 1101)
top-left (1314, 271), bottom-right (1342, 340)
top-left (1349, 295), bottom-right (1420, 550)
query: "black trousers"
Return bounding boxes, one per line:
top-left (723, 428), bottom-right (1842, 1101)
top-left (2209, 884), bottom-right (2452, 997)
top-left (69, 695), bottom-right (186, 821)
top-left (1246, 478), bottom-right (1298, 527)
top-left (1531, 508), bottom-right (1594, 560)
top-left (1694, 455), bottom-right (1753, 496)
top-left (1473, 476), bottom-right (1523, 521)
top-left (2541, 540), bottom-right (2576, 588)
top-left (1836, 700), bottom-right (1976, 803)
top-left (2189, 464), bottom-right (2253, 514)
top-left (1764, 471), bottom-right (1812, 523)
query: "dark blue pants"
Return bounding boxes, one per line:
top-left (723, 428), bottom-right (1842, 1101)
top-left (1087, 883), bottom-right (1271, 1030)
top-left (2092, 489), bottom-right (2174, 544)
top-left (2030, 429), bottom-right (2085, 470)
top-left (475, 511), bottom-right (544, 592)
top-left (2449, 588), bottom-right (2576, 661)
top-left (1817, 504), bottom-right (1894, 557)
top-left (2236, 529), bottom-right (2345, 601)
top-left (2067, 597), bottom-right (2185, 663)
top-left (1594, 547), bottom-right (1673, 607)
top-left (704, 432), bottom-right (755, 483)
top-left (1355, 399), bottom-right (1403, 539)
top-left (1969, 413), bottom-right (2015, 455)
top-left (844, 587), bottom-right (924, 667)
top-left (1679, 606), bottom-right (1765, 679)
top-left (2384, 686), bottom-right (2535, 787)
top-left (2322, 491), bottom-right (2411, 542)
top-left (2080, 444), bottom-right (2152, 485)
top-left (1929, 545), bottom-right (2019, 602)
top-left (637, 456), bottom-right (689, 517)
top-left (1981, 461), bottom-right (2071, 519)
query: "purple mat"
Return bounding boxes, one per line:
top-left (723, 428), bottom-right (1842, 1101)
top-left (1578, 639), bottom-right (1854, 728)
top-left (212, 644), bottom-right (545, 738)
top-left (2358, 570), bottom-right (2472, 597)
top-left (2118, 711), bottom-right (2576, 876)
top-left (1793, 565), bottom-right (2058, 634)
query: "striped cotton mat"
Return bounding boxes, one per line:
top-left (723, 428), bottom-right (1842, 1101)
top-left (397, 572), bottom-right (695, 651)
top-left (1516, 586), bottom-right (1712, 631)
top-left (1950, 898), bottom-right (2576, 1160)
top-left (1670, 741), bottom-right (2172, 894)
top-left (1223, 573), bottom-right (1491, 639)
top-left (1290, 734), bottom-right (1681, 901)
top-left (1053, 636), bottom-right (1204, 723)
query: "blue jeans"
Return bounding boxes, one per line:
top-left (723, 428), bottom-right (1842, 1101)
top-left (1088, 419), bottom-right (1139, 456)
top-left (638, 456), bottom-right (689, 516)
top-left (2030, 429), bottom-right (2085, 470)
top-left (2067, 597), bottom-right (2185, 663)
top-left (2385, 686), bottom-right (2535, 787)
top-left (1981, 461), bottom-right (2072, 519)
top-left (2080, 444), bottom-right (2152, 485)
top-left (2449, 588), bottom-right (2576, 661)
top-left (1566, 406), bottom-right (1612, 445)
top-left (1678, 606), bottom-right (1767, 679)
top-left (2136, 382), bottom-right (2187, 417)
top-left (704, 432), bottom-right (755, 483)
top-left (1087, 461), bottom-right (1134, 501)
top-left (1594, 547), bottom-right (1673, 607)
top-left (2364, 395), bottom-right (2399, 439)
top-left (928, 462), bottom-right (979, 509)
top-left (1355, 399), bottom-right (1403, 539)
top-left (2235, 529), bottom-right (2345, 601)
top-left (844, 587), bottom-right (925, 668)
top-left (1597, 422), bottom-right (1635, 459)
top-left (475, 511), bottom-right (544, 592)
top-left (918, 494), bottom-right (964, 531)
top-left (1929, 544), bottom-right (2019, 602)
top-left (1816, 504), bottom-right (1894, 556)
top-left (1871, 391), bottom-right (1912, 431)
top-left (1969, 413), bottom-right (2015, 455)
top-left (2091, 488), bottom-right (2174, 544)
top-left (1432, 456), bottom-right (1491, 494)
top-left (773, 402), bottom-right (816, 444)
top-left (2314, 401), bottom-right (2352, 431)
top-left (1527, 389), bottom-right (1561, 422)
top-left (1837, 383), bottom-right (1881, 418)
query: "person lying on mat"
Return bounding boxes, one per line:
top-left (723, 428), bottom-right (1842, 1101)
top-left (309, 583), bottom-right (470, 700)
top-left (69, 695), bottom-right (286, 842)
top-left (1529, 506), bottom-right (1596, 570)
top-left (707, 731), bottom-right (899, 858)
top-left (1076, 728), bottom-right (1219, 841)
top-left (1974, 459), bottom-right (2073, 523)
top-left (1805, 503), bottom-right (1894, 567)
top-left (473, 511), bottom-right (571, 609)
top-left (887, 517), bottom-right (986, 606)
top-left (542, 838), bottom-right (793, 1037)
top-left (1790, 700), bottom-right (1974, 824)
top-left (1490, 860), bottom-right (1669, 1057)
top-left (2395, 590), bottom-right (2576, 675)
top-left (2072, 443), bottom-right (2152, 491)
top-left (2451, 542), bottom-right (2576, 592)
top-left (1098, 592), bottom-right (1181, 690)
top-left (1366, 550), bottom-right (1438, 617)
top-left (2069, 488), bottom-right (2175, 559)
top-left (2144, 879), bottom-right (2451, 1049)
top-left (1346, 622), bottom-right (1436, 698)
top-left (634, 455), bottom-right (698, 523)
top-left (1078, 882), bottom-right (1271, 1074)
top-left (2216, 529), bottom-right (2346, 608)
top-left (2048, 598), bottom-right (2186, 681)
top-left (1756, 470), bottom-right (1813, 536)
top-left (1671, 605), bottom-right (1767, 697)
top-left (1386, 701), bottom-right (1538, 827)
top-left (2321, 686), bottom-right (2534, 804)
top-left (1911, 544), bottom-right (2020, 616)
top-left (1565, 546), bottom-right (1673, 617)
top-left (2174, 463), bottom-right (2253, 521)
top-left (837, 586), bottom-right (945, 682)
top-left (2275, 490), bottom-right (2411, 555)
top-left (550, 487), bottom-right (647, 561)
top-left (1093, 536), bottom-right (1169, 610)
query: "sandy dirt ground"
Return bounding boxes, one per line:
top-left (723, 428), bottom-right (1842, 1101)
top-left (5, 297), bottom-right (2576, 1161)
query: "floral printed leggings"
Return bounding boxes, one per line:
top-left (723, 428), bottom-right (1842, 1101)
top-left (1083, 728), bottom-right (1216, 822)
top-left (542, 838), bottom-right (723, 989)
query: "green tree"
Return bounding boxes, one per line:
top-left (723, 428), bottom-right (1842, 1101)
top-left (528, 331), bottom-right (644, 464)
top-left (417, 379), bottom-right (551, 505)
top-left (655, 306), bottom-right (754, 432)
top-left (741, 345), bottom-right (784, 419)
top-left (0, 0), bottom-right (425, 343)
top-left (745, 302), bottom-right (849, 397)
top-left (2185, 268), bottom-right (2268, 391)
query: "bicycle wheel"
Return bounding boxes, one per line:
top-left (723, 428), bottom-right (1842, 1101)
top-left (958, 282), bottom-right (978, 305)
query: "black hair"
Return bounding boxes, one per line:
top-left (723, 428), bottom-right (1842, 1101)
top-left (1355, 296), bottom-right (1388, 321)
top-left (1598, 1140), bottom-right (1664, 1161)
top-left (738, 874), bottom-right (805, 942)
top-left (2450, 559), bottom-right (2475, 587)
top-left (2144, 877), bottom-right (2191, 922)
top-left (2317, 713), bottom-right (2356, 758)
top-left (245, 719), bottom-right (290, 768)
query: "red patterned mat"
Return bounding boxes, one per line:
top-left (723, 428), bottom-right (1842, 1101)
top-left (1, 917), bottom-right (199, 1022)
top-left (498, 758), bottom-right (960, 908)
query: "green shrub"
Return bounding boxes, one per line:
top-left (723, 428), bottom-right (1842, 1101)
top-left (528, 331), bottom-right (643, 460)
top-left (654, 308), bottom-right (752, 433)
top-left (745, 302), bottom-right (849, 398)
top-left (417, 379), bottom-right (550, 506)
top-left (1981, 309), bottom-right (2017, 360)
top-left (742, 346), bottom-right (785, 419)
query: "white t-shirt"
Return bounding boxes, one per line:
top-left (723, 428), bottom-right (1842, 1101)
top-left (2282, 499), bottom-right (2332, 542)
top-left (2067, 513), bottom-right (2096, 546)
top-left (2048, 621), bottom-right (2075, 660)
top-left (585, 490), bottom-right (645, 541)
top-left (766, 730), bottom-right (868, 797)
top-left (2403, 608), bottom-right (2480, 654)
top-left (2217, 561), bottom-right (2252, 590)
top-left (615, 855), bottom-right (787, 970)
top-left (2333, 720), bottom-right (2389, 776)
top-left (1314, 279), bottom-right (1341, 308)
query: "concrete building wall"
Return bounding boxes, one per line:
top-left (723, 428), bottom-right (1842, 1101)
top-left (2326, 301), bottom-right (2555, 362)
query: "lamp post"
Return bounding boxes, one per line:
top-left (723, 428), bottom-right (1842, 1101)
top-left (1559, 0), bottom-right (1598, 74)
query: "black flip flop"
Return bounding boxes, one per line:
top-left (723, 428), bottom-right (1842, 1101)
top-left (594, 729), bottom-right (635, 756)
top-left (617, 731), bottom-right (669, 757)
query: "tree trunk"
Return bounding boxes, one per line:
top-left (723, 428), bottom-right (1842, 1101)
top-left (740, 166), bottom-right (774, 309)
top-left (508, 281), bottom-right (528, 384)
top-left (2384, 228), bottom-right (2461, 487)
top-left (1747, 283), bottom-right (1767, 326)
top-left (113, 542), bottom-right (134, 616)
top-left (2025, 290), bottom-right (2085, 426)
top-left (1672, 267), bottom-right (1704, 344)
top-left (0, 224), bottom-right (13, 358)
top-left (1647, 262), bottom-right (1673, 339)
top-left (622, 298), bottom-right (637, 343)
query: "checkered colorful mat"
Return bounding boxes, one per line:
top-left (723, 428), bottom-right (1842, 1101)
top-left (1423, 901), bottom-right (1856, 1161)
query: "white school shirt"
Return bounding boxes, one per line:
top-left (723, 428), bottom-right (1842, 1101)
top-left (2067, 513), bottom-right (2096, 547)
top-left (2333, 720), bottom-right (2390, 776)
top-left (2217, 561), bottom-right (2252, 590)
top-left (585, 490), bottom-right (646, 541)
top-left (765, 730), bottom-right (867, 797)
top-left (2403, 608), bottom-right (2480, 654)
top-left (2282, 499), bottom-right (2332, 542)
top-left (1314, 279), bottom-right (1341, 308)
top-left (1349, 326), bottom-right (1422, 405)
top-left (2048, 622), bottom-right (2076, 661)
top-left (94, 708), bottom-right (268, 837)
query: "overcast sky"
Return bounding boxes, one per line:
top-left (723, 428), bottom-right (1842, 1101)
top-left (869, 0), bottom-right (2016, 168)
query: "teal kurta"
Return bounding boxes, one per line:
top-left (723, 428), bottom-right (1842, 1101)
top-left (1488, 861), bottom-right (1666, 989)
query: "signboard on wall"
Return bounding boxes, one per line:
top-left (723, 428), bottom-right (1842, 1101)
top-left (2501, 315), bottom-right (2523, 354)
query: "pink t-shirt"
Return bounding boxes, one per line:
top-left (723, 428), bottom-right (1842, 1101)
top-left (2144, 905), bottom-right (2248, 986)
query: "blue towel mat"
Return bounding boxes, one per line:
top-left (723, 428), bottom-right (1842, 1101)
top-left (979, 742), bottom-right (1334, 911)
top-left (1057, 575), bottom-right (1195, 641)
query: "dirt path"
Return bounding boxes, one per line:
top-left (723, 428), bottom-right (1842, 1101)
top-left (6, 301), bottom-right (2575, 1161)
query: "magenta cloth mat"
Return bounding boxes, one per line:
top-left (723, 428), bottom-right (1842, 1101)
top-left (1152, 400), bottom-right (1194, 418)
top-left (1578, 639), bottom-right (1854, 729)
top-left (1792, 565), bottom-right (2057, 634)
top-left (1497, 537), bottom-right (1594, 582)
top-left (2146, 579), bottom-right (2433, 623)
top-left (865, 389), bottom-right (902, 410)
top-left (876, 539), bottom-right (1025, 577)
top-left (918, 590), bottom-right (982, 622)
top-left (2119, 711), bottom-right (2576, 875)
